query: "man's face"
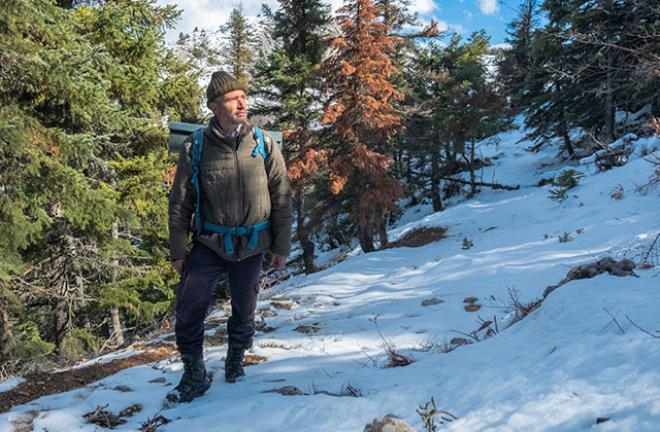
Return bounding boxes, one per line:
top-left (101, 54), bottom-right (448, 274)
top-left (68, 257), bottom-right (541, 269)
top-left (210, 89), bottom-right (248, 129)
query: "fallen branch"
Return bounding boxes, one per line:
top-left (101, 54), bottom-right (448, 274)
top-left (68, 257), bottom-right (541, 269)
top-left (641, 232), bottom-right (660, 265)
top-left (439, 176), bottom-right (520, 191)
top-left (625, 315), bottom-right (660, 339)
top-left (603, 308), bottom-right (626, 335)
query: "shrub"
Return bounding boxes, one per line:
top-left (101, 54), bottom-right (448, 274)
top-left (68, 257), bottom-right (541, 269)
top-left (555, 169), bottom-right (584, 189)
top-left (60, 328), bottom-right (100, 360)
top-left (610, 185), bottom-right (625, 200)
top-left (558, 232), bottom-right (573, 243)
top-left (549, 169), bottom-right (584, 202)
top-left (417, 397), bottom-right (458, 432)
top-left (13, 322), bottom-right (55, 359)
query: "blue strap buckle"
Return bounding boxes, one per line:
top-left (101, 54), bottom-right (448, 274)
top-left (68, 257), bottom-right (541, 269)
top-left (203, 220), bottom-right (271, 255)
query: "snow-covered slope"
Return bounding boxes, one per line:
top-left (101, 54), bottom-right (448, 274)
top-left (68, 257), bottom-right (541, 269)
top-left (1, 127), bottom-right (659, 432)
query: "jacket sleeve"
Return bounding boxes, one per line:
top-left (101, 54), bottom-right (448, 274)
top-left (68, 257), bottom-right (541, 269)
top-left (168, 140), bottom-right (196, 260)
top-left (264, 133), bottom-right (293, 257)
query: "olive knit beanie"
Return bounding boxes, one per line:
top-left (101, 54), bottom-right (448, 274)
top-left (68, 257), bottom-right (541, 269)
top-left (206, 71), bottom-right (246, 104)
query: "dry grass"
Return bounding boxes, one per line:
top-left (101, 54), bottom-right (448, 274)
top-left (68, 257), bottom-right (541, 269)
top-left (258, 340), bottom-right (299, 350)
top-left (387, 226), bottom-right (448, 249)
top-left (243, 353), bottom-right (267, 365)
top-left (270, 300), bottom-right (296, 310)
top-left (293, 324), bottom-right (320, 334)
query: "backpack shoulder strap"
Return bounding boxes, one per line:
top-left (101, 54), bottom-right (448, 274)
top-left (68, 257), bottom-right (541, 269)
top-left (251, 126), bottom-right (268, 160)
top-left (190, 128), bottom-right (204, 236)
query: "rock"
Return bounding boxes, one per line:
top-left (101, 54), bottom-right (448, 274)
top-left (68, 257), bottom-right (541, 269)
top-left (564, 257), bottom-right (636, 281)
top-left (421, 297), bottom-right (444, 306)
top-left (464, 304), bottom-right (481, 312)
top-left (544, 257), bottom-right (637, 298)
top-left (450, 337), bottom-right (471, 346)
top-left (363, 415), bottom-right (416, 432)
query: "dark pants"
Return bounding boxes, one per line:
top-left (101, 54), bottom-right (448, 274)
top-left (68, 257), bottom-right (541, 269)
top-left (175, 242), bottom-right (263, 357)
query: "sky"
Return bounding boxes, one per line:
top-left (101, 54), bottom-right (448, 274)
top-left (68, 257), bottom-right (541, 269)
top-left (156, 0), bottom-right (519, 46)
top-left (1, 123), bottom-right (659, 431)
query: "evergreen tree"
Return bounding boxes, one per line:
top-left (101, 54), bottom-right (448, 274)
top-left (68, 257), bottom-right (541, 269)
top-left (543, 0), bottom-right (628, 142)
top-left (496, 0), bottom-right (541, 112)
top-left (374, 0), bottom-right (439, 181)
top-left (0, 0), bottom-right (201, 362)
top-left (408, 33), bottom-right (507, 207)
top-left (520, 12), bottom-right (578, 156)
top-left (252, 5), bottom-right (278, 70)
top-left (527, 0), bottom-right (660, 149)
top-left (220, 7), bottom-right (255, 85)
top-left (173, 28), bottom-right (224, 76)
top-left (320, 0), bottom-right (404, 252)
top-left (253, 0), bottom-right (332, 273)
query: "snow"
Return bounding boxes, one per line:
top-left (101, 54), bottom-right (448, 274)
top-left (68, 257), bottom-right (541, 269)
top-left (1, 127), bottom-right (659, 432)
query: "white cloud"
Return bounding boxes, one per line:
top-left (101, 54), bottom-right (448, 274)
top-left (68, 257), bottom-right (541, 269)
top-left (412, 0), bottom-right (438, 14)
top-left (158, 0), bottom-right (349, 43)
top-left (477, 0), bottom-right (499, 15)
top-left (158, 0), bottom-right (279, 42)
top-left (436, 20), bottom-right (450, 33)
top-left (449, 23), bottom-right (465, 35)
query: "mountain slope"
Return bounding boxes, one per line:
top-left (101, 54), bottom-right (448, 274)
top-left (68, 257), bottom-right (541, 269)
top-left (1, 128), bottom-right (659, 432)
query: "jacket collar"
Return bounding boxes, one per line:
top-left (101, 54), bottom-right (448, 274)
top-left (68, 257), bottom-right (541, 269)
top-left (209, 118), bottom-right (251, 141)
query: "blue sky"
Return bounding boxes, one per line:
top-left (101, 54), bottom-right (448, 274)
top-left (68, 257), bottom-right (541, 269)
top-left (438, 0), bottom-right (519, 44)
top-left (157, 0), bottom-right (519, 46)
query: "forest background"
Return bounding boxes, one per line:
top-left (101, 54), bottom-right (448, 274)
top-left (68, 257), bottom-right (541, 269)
top-left (0, 0), bottom-right (658, 372)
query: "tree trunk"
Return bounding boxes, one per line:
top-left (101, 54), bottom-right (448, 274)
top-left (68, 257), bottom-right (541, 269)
top-left (0, 305), bottom-right (15, 359)
top-left (559, 114), bottom-right (573, 157)
top-left (300, 234), bottom-right (316, 274)
top-left (358, 209), bottom-right (376, 253)
top-left (358, 227), bottom-right (375, 252)
top-left (555, 80), bottom-right (574, 157)
top-left (431, 140), bottom-right (443, 212)
top-left (377, 213), bottom-right (389, 249)
top-left (466, 139), bottom-right (477, 197)
top-left (109, 306), bottom-right (124, 346)
top-left (294, 194), bottom-right (317, 274)
top-left (603, 50), bottom-right (615, 142)
top-left (109, 222), bottom-right (124, 346)
top-left (52, 291), bottom-right (68, 353)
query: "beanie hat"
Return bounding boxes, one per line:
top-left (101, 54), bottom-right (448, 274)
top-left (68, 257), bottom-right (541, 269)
top-left (206, 71), bottom-right (246, 104)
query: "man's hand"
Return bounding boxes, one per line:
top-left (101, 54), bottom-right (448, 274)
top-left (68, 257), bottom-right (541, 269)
top-left (270, 254), bottom-right (287, 270)
top-left (171, 259), bottom-right (185, 274)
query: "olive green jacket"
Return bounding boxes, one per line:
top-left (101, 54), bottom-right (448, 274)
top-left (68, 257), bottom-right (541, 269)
top-left (168, 119), bottom-right (292, 262)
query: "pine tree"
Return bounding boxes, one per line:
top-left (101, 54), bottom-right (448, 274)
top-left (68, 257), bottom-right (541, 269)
top-left (220, 7), bottom-right (255, 84)
top-left (252, 0), bottom-right (332, 273)
top-left (408, 33), bottom-right (506, 206)
top-left (252, 5), bottom-right (278, 70)
top-left (173, 28), bottom-right (224, 77)
top-left (520, 11), bottom-right (578, 156)
top-left (0, 0), bottom-right (200, 361)
top-left (374, 0), bottom-right (439, 182)
top-left (527, 0), bottom-right (660, 149)
top-left (496, 0), bottom-right (540, 113)
top-left (320, 0), bottom-right (404, 252)
top-left (544, 0), bottom-right (628, 142)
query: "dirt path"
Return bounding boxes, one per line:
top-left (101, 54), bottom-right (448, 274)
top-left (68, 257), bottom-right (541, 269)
top-left (0, 344), bottom-right (177, 414)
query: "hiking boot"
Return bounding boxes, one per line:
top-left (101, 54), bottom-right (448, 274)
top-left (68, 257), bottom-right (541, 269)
top-left (167, 353), bottom-right (212, 403)
top-left (225, 341), bottom-right (246, 383)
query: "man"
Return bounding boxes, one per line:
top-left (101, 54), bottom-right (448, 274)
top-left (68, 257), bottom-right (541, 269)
top-left (167, 71), bottom-right (292, 403)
